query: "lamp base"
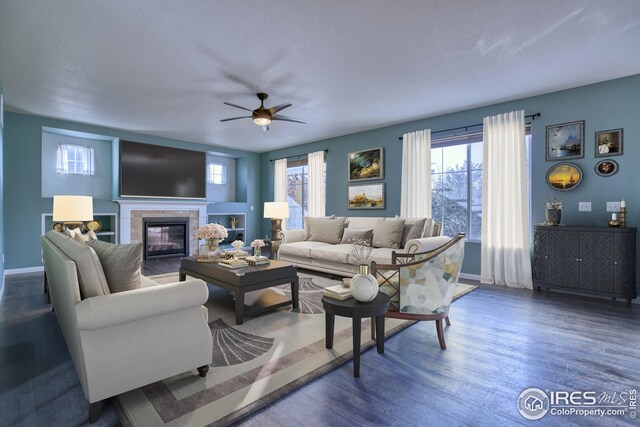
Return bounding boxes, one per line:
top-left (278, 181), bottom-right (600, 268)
top-left (270, 218), bottom-right (282, 240)
top-left (64, 221), bottom-right (84, 230)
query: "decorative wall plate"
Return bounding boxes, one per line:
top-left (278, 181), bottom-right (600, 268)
top-left (52, 222), bottom-right (64, 232)
top-left (594, 159), bottom-right (618, 177)
top-left (85, 219), bottom-right (103, 232)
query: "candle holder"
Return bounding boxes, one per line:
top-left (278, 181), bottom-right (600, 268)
top-left (619, 207), bottom-right (626, 227)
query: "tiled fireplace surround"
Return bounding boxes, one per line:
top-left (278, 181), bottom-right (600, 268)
top-left (116, 200), bottom-right (209, 256)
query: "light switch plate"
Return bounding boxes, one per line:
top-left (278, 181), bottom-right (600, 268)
top-left (579, 202), bottom-right (591, 212)
top-left (607, 201), bottom-right (621, 212)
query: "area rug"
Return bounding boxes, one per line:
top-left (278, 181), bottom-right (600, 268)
top-left (117, 272), bottom-right (477, 427)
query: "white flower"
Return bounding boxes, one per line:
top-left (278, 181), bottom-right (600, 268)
top-left (196, 223), bottom-right (228, 240)
top-left (231, 240), bottom-right (244, 250)
top-left (251, 239), bottom-right (265, 248)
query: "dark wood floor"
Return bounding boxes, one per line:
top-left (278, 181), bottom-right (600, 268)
top-left (1, 260), bottom-right (639, 426)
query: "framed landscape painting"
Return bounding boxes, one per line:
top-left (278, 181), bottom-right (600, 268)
top-left (546, 162), bottom-right (583, 191)
top-left (545, 120), bottom-right (584, 160)
top-left (348, 147), bottom-right (383, 181)
top-left (348, 183), bottom-right (385, 209)
top-left (595, 128), bottom-right (623, 157)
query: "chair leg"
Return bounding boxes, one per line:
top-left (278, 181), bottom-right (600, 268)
top-left (445, 316), bottom-right (451, 327)
top-left (88, 400), bottom-right (103, 423)
top-left (197, 365), bottom-right (209, 377)
top-left (371, 317), bottom-right (376, 340)
top-left (435, 319), bottom-right (446, 350)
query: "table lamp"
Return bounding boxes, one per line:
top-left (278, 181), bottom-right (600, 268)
top-left (53, 195), bottom-right (94, 230)
top-left (264, 202), bottom-right (289, 240)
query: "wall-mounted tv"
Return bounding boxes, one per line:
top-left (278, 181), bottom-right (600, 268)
top-left (120, 140), bottom-right (206, 199)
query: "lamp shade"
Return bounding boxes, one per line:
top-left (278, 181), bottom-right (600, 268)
top-left (264, 202), bottom-right (289, 219)
top-left (53, 195), bottom-right (94, 222)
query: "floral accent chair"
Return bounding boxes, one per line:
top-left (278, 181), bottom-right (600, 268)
top-left (371, 233), bottom-right (465, 350)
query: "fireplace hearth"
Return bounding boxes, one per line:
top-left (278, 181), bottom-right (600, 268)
top-left (143, 217), bottom-right (189, 259)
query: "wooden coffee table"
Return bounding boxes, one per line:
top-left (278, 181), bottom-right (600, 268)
top-left (179, 257), bottom-right (298, 325)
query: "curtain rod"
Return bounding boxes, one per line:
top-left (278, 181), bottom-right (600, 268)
top-left (269, 149), bottom-right (328, 162)
top-left (397, 112), bottom-right (541, 140)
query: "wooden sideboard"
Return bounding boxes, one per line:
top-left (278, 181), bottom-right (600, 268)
top-left (533, 225), bottom-right (637, 304)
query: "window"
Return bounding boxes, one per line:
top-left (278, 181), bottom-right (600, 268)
top-left (56, 144), bottom-right (94, 175)
top-left (286, 159), bottom-right (308, 229)
top-left (207, 162), bottom-right (227, 185)
top-left (431, 130), bottom-right (531, 241)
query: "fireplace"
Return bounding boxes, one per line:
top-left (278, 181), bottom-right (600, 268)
top-left (143, 217), bottom-right (189, 259)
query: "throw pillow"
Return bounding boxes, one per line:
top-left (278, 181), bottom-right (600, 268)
top-left (63, 227), bottom-right (82, 239)
top-left (86, 240), bottom-right (142, 293)
top-left (87, 229), bottom-right (98, 240)
top-left (73, 233), bottom-right (89, 243)
top-left (401, 218), bottom-right (427, 248)
top-left (372, 219), bottom-right (405, 249)
top-left (307, 217), bottom-right (346, 244)
top-left (340, 228), bottom-right (373, 246)
top-left (304, 215), bottom-right (337, 240)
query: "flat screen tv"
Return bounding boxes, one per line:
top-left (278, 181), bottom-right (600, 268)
top-left (120, 140), bottom-right (206, 199)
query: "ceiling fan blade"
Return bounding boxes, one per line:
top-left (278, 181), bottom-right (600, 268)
top-left (272, 114), bottom-right (306, 124)
top-left (223, 102), bottom-right (253, 112)
top-left (262, 125), bottom-right (270, 131)
top-left (268, 103), bottom-right (292, 114)
top-left (220, 116), bottom-right (252, 122)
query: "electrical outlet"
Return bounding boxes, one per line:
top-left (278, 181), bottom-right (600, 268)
top-left (250, 205), bottom-right (254, 211)
top-left (607, 201), bottom-right (621, 212)
top-left (579, 202), bottom-right (591, 212)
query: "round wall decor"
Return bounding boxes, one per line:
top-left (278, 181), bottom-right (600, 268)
top-left (546, 162), bottom-right (583, 191)
top-left (594, 159), bottom-right (618, 177)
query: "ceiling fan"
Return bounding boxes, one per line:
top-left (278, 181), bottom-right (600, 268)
top-left (220, 92), bottom-right (306, 131)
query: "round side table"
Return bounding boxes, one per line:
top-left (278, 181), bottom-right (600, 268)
top-left (322, 292), bottom-right (390, 377)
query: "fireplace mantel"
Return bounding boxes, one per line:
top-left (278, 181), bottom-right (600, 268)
top-left (115, 200), bottom-right (209, 244)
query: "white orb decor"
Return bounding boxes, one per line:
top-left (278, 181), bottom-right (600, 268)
top-left (350, 265), bottom-right (379, 302)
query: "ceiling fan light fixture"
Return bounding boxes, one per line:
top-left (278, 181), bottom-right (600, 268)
top-left (253, 117), bottom-right (272, 126)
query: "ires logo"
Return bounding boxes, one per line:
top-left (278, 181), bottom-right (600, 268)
top-left (550, 391), bottom-right (597, 406)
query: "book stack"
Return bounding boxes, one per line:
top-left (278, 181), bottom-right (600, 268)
top-left (246, 255), bottom-right (270, 266)
top-left (322, 284), bottom-right (352, 301)
top-left (218, 258), bottom-right (249, 269)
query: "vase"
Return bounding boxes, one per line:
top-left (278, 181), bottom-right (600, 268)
top-left (207, 238), bottom-right (219, 252)
top-left (254, 247), bottom-right (262, 257)
top-left (545, 208), bottom-right (561, 226)
top-left (350, 264), bottom-right (379, 302)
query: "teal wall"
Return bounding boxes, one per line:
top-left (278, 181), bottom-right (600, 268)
top-left (3, 112), bottom-right (261, 269)
top-left (0, 77), bottom-right (4, 289)
top-left (261, 74), bottom-right (640, 276)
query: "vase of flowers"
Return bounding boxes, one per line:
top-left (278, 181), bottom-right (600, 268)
top-left (196, 223), bottom-right (228, 256)
top-left (349, 240), bottom-right (378, 302)
top-left (544, 198), bottom-right (562, 226)
top-left (251, 239), bottom-right (265, 257)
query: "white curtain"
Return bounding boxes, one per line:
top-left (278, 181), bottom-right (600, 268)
top-left (56, 144), bottom-right (94, 175)
top-left (274, 158), bottom-right (288, 229)
top-left (307, 151), bottom-right (326, 217)
top-left (401, 130), bottom-right (432, 218)
top-left (481, 110), bottom-right (532, 288)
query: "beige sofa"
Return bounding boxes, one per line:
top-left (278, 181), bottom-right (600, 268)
top-left (41, 230), bottom-right (213, 422)
top-left (278, 216), bottom-right (450, 277)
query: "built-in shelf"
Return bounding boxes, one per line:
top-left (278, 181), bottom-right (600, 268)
top-left (41, 213), bottom-right (119, 243)
top-left (207, 212), bottom-right (247, 244)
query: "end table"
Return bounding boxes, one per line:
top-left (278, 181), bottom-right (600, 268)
top-left (322, 293), bottom-right (390, 377)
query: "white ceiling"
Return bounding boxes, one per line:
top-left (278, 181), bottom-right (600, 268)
top-left (1, 1), bottom-right (639, 152)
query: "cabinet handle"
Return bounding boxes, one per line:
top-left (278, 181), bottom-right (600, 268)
top-left (614, 261), bottom-right (618, 265)
top-left (545, 256), bottom-right (548, 259)
top-left (576, 258), bottom-right (579, 261)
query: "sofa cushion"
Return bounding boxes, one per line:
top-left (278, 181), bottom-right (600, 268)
top-left (87, 240), bottom-right (142, 293)
top-left (372, 219), bottom-right (404, 249)
top-left (340, 228), bottom-right (373, 246)
top-left (303, 215), bottom-right (336, 239)
top-left (279, 241), bottom-right (332, 258)
top-left (346, 217), bottom-right (383, 230)
top-left (348, 247), bottom-right (395, 265)
top-left (310, 244), bottom-right (352, 264)
top-left (306, 217), bottom-right (346, 244)
top-left (46, 230), bottom-right (111, 299)
top-left (401, 218), bottom-right (427, 247)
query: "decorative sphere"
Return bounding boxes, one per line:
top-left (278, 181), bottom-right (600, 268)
top-left (350, 273), bottom-right (379, 302)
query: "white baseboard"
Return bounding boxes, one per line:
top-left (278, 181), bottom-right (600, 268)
top-left (5, 266), bottom-right (44, 275)
top-left (459, 273), bottom-right (481, 282)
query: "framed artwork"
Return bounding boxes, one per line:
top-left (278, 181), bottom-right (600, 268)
top-left (348, 183), bottom-right (385, 209)
top-left (546, 162), bottom-right (583, 191)
top-left (594, 159), bottom-right (618, 177)
top-left (595, 128), bottom-right (623, 157)
top-left (545, 120), bottom-right (585, 160)
top-left (348, 147), bottom-right (383, 181)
